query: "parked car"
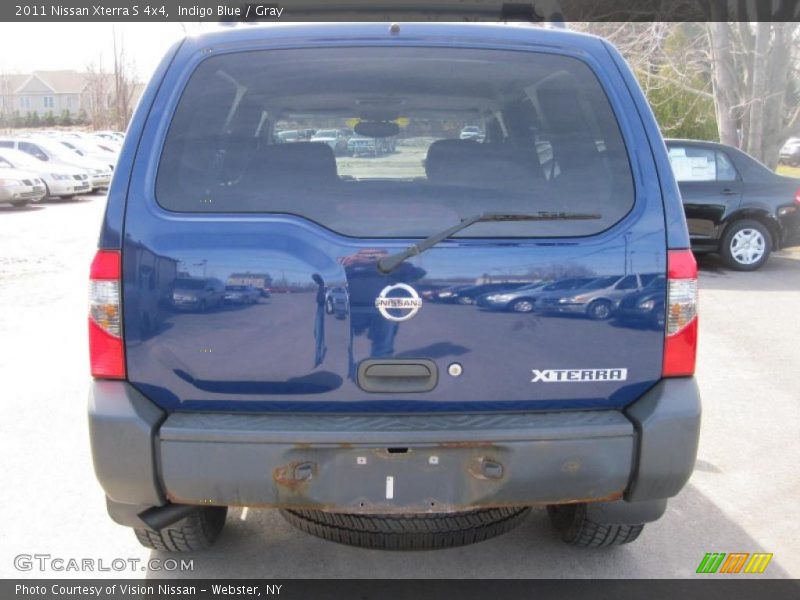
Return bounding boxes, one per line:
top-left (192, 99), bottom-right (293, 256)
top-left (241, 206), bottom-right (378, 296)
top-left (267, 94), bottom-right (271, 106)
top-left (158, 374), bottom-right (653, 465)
top-left (274, 130), bottom-right (299, 143)
top-left (448, 282), bottom-right (530, 305)
top-left (347, 135), bottom-right (381, 156)
top-left (325, 286), bottom-right (349, 318)
top-left (88, 21), bottom-right (700, 554)
top-left (614, 276), bottom-right (667, 331)
top-left (666, 139), bottom-right (800, 270)
top-left (55, 138), bottom-right (118, 171)
top-left (0, 147), bottom-right (91, 199)
top-left (0, 137), bottom-right (112, 190)
top-left (170, 277), bottom-right (225, 311)
top-left (478, 278), bottom-right (595, 313)
top-left (779, 138), bottom-right (800, 167)
top-left (0, 165), bottom-right (47, 206)
top-left (310, 129), bottom-right (350, 155)
top-left (476, 282), bottom-right (547, 312)
top-left (223, 285), bottom-right (260, 304)
top-left (538, 274), bottom-right (659, 321)
top-left (459, 126), bottom-right (485, 141)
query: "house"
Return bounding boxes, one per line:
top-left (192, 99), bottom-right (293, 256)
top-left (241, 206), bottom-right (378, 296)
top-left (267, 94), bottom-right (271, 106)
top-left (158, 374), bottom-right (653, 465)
top-left (0, 70), bottom-right (143, 121)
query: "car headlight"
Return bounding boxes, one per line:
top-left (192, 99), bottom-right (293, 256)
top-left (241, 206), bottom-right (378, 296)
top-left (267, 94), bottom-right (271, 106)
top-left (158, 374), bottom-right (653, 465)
top-left (438, 291), bottom-right (455, 297)
top-left (91, 169), bottom-right (103, 175)
top-left (638, 299), bottom-right (656, 311)
top-left (51, 173), bottom-right (69, 180)
top-left (487, 293), bottom-right (515, 302)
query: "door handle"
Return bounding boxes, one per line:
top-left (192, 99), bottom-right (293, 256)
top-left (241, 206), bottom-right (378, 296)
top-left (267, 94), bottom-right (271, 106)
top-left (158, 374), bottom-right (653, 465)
top-left (720, 189), bottom-right (738, 196)
top-left (357, 359), bottom-right (438, 393)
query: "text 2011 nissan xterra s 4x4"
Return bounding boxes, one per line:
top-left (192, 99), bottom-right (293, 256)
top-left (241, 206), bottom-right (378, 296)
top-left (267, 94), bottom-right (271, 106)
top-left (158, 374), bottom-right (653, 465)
top-left (88, 21), bottom-right (701, 551)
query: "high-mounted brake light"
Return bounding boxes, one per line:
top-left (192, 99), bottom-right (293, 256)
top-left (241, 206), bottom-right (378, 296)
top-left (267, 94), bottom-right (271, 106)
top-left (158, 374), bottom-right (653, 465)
top-left (662, 249), bottom-right (698, 377)
top-left (89, 250), bottom-right (125, 379)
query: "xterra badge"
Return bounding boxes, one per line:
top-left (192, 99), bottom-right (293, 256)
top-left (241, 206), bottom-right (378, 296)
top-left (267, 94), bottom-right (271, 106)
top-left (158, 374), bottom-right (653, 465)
top-left (531, 368), bottom-right (628, 382)
top-left (375, 283), bottom-right (423, 322)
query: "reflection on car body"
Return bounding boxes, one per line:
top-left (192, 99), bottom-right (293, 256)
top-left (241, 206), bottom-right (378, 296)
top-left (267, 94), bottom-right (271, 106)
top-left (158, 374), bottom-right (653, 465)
top-left (171, 277), bottom-right (225, 311)
top-left (614, 276), bottom-right (667, 330)
top-left (223, 285), bottom-right (260, 305)
top-left (325, 286), bottom-right (350, 318)
top-left (539, 274), bottom-right (659, 321)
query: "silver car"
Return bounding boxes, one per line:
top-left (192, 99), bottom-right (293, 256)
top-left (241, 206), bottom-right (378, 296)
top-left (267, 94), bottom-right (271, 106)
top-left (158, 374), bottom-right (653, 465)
top-left (0, 165), bottom-right (47, 207)
top-left (0, 148), bottom-right (91, 199)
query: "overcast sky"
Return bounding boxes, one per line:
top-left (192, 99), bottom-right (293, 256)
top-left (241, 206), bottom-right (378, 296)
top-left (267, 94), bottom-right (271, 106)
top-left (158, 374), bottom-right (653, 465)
top-left (0, 23), bottom-right (206, 83)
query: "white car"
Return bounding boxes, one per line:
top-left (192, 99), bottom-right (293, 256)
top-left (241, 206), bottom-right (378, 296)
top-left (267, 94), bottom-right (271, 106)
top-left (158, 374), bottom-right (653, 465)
top-left (0, 148), bottom-right (91, 199)
top-left (0, 165), bottom-right (47, 207)
top-left (0, 137), bottom-right (113, 190)
top-left (55, 138), bottom-right (118, 171)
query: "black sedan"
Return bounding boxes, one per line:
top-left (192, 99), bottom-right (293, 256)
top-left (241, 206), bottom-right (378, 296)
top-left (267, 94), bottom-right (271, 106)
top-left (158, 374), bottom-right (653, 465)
top-left (666, 139), bottom-right (800, 270)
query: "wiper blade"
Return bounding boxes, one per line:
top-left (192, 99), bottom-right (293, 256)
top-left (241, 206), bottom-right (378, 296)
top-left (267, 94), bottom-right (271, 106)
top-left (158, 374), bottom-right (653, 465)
top-left (377, 211), bottom-right (601, 274)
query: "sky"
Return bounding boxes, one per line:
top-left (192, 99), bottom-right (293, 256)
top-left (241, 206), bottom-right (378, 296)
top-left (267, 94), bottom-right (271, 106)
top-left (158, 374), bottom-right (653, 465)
top-left (0, 23), bottom-right (206, 82)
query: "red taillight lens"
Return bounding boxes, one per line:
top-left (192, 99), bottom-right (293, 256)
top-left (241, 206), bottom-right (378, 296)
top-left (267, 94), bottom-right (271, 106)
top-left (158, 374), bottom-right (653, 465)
top-left (794, 187), bottom-right (800, 205)
top-left (663, 249), bottom-right (698, 377)
top-left (89, 250), bottom-right (125, 379)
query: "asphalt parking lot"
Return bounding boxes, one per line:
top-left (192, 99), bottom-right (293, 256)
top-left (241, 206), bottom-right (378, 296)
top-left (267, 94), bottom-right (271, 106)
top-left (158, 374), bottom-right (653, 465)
top-left (0, 195), bottom-right (798, 579)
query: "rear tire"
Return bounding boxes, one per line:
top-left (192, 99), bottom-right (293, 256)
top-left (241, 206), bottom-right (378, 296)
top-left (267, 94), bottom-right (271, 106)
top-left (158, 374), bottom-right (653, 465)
top-left (10, 200), bottom-right (29, 207)
top-left (134, 507), bottom-right (227, 552)
top-left (281, 507), bottom-right (530, 550)
top-left (547, 504), bottom-right (643, 547)
top-left (721, 219), bottom-right (771, 271)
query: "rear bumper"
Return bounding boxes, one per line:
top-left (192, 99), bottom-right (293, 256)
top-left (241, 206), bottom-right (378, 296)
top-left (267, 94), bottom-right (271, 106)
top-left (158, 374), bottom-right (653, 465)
top-left (89, 378), bottom-right (700, 525)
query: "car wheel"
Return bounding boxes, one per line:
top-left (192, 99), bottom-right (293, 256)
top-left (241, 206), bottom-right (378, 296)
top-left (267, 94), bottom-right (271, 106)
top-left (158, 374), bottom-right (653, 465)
top-left (280, 507), bottom-right (530, 550)
top-left (587, 299), bottom-right (613, 321)
top-left (134, 507), bottom-right (227, 552)
top-left (721, 219), bottom-right (771, 271)
top-left (510, 298), bottom-right (534, 313)
top-left (10, 200), bottom-right (29, 207)
top-left (457, 296), bottom-right (473, 305)
top-left (547, 504), bottom-right (643, 547)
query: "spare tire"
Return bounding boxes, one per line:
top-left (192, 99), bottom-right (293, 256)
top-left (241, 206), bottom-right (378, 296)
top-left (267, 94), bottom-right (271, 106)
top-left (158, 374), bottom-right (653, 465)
top-left (280, 506), bottom-right (530, 550)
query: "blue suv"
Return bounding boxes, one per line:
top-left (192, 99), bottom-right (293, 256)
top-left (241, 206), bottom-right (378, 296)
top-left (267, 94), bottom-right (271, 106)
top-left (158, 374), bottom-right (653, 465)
top-left (88, 22), bottom-right (701, 551)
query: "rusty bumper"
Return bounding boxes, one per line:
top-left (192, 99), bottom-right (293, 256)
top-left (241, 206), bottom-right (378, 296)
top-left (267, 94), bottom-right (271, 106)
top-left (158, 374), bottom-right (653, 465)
top-left (90, 379), bottom-right (700, 521)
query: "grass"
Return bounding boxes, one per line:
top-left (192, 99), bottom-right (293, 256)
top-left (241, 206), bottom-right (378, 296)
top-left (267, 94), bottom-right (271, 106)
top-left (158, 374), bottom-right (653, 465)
top-left (776, 164), bottom-right (800, 178)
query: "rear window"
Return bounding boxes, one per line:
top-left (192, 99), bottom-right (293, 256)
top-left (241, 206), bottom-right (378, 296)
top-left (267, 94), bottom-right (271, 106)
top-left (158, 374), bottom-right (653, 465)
top-left (157, 47), bottom-right (634, 238)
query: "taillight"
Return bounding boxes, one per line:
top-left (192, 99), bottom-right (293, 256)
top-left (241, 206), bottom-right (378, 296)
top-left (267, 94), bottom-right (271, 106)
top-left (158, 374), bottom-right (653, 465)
top-left (663, 249), bottom-right (698, 377)
top-left (794, 187), bottom-right (800, 205)
top-left (89, 250), bottom-right (125, 379)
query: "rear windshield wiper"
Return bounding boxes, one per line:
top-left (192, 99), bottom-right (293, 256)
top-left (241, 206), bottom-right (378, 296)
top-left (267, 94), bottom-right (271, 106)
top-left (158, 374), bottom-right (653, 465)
top-left (377, 211), bottom-right (601, 274)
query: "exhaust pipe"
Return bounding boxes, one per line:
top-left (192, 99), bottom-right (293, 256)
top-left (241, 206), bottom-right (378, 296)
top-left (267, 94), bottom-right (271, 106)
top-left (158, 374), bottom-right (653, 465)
top-left (138, 503), bottom-right (200, 531)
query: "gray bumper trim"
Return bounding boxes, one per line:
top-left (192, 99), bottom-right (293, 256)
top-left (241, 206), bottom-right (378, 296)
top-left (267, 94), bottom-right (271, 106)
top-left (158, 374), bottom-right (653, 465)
top-left (89, 377), bottom-right (700, 518)
top-left (88, 381), bottom-right (166, 506)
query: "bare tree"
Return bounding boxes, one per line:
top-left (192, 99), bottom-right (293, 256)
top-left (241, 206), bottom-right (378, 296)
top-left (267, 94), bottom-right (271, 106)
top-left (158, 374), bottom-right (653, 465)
top-left (578, 20), bottom-right (800, 168)
top-left (111, 26), bottom-right (137, 131)
top-left (84, 57), bottom-right (110, 129)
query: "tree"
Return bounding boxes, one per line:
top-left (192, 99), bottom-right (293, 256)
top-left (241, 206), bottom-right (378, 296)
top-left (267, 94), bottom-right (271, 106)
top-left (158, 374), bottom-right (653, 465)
top-left (111, 26), bottom-right (138, 131)
top-left (43, 111), bottom-right (56, 127)
top-left (577, 21), bottom-right (800, 169)
top-left (84, 58), bottom-right (110, 129)
top-left (58, 110), bottom-right (73, 127)
top-left (706, 19), bottom-right (800, 168)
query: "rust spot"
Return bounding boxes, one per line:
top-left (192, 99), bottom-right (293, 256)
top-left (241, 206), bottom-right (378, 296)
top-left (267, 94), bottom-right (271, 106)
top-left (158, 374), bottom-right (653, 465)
top-left (272, 461), bottom-right (316, 492)
top-left (467, 456), bottom-right (504, 480)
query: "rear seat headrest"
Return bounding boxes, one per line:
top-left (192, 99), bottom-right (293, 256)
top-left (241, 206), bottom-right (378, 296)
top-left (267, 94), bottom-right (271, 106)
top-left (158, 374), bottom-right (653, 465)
top-left (254, 142), bottom-right (338, 184)
top-left (425, 139), bottom-right (539, 188)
